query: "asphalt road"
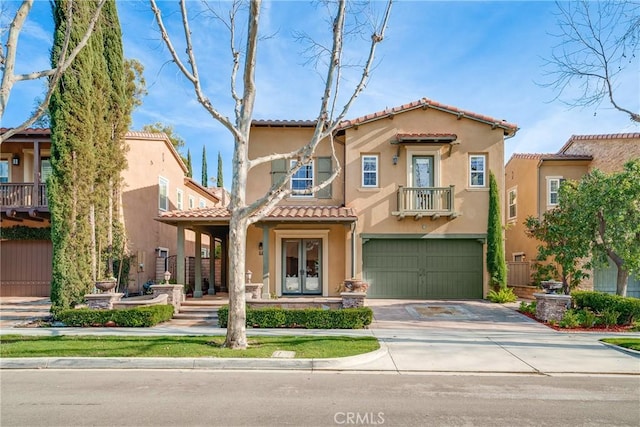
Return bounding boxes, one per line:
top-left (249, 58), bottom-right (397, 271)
top-left (1, 370), bottom-right (638, 427)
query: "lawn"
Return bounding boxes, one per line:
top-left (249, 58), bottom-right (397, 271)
top-left (601, 338), bottom-right (640, 352)
top-left (0, 335), bottom-right (379, 359)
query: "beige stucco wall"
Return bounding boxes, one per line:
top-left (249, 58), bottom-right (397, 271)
top-left (504, 156), bottom-right (539, 262)
top-left (563, 137), bottom-right (640, 172)
top-left (537, 161), bottom-right (589, 214)
top-left (246, 126), bottom-right (345, 206)
top-left (343, 107), bottom-right (509, 294)
top-left (121, 135), bottom-right (214, 287)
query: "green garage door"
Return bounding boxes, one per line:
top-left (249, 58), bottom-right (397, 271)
top-left (363, 239), bottom-right (483, 299)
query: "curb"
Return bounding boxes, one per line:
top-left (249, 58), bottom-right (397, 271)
top-left (599, 341), bottom-right (640, 358)
top-left (0, 343), bottom-right (389, 371)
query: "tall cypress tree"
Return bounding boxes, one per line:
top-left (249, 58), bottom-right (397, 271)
top-left (186, 149), bottom-right (193, 178)
top-left (49, 0), bottom-right (99, 313)
top-left (487, 171), bottom-right (507, 289)
top-left (202, 145), bottom-right (208, 186)
top-left (217, 151), bottom-right (223, 188)
top-left (49, 0), bottom-right (132, 313)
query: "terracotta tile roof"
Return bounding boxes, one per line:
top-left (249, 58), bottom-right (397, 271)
top-left (558, 133), bottom-right (640, 154)
top-left (508, 153), bottom-right (545, 161)
top-left (540, 154), bottom-right (593, 161)
top-left (339, 97), bottom-right (519, 135)
top-left (0, 127), bottom-right (51, 136)
top-left (252, 120), bottom-right (317, 127)
top-left (157, 205), bottom-right (357, 224)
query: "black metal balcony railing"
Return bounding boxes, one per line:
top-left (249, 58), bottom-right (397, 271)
top-left (0, 183), bottom-right (48, 208)
top-left (393, 185), bottom-right (456, 219)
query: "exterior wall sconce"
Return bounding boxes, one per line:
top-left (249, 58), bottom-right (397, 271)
top-left (258, 242), bottom-right (263, 256)
top-left (12, 155), bottom-right (20, 166)
top-left (392, 154), bottom-right (398, 165)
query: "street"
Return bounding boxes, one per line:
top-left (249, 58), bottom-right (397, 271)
top-left (1, 370), bottom-right (638, 426)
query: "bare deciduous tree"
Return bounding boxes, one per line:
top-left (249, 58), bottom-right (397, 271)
top-left (150, 0), bottom-right (392, 349)
top-left (542, 0), bottom-right (640, 122)
top-left (0, 0), bottom-right (106, 143)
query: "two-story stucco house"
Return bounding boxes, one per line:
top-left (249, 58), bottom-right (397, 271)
top-left (0, 128), bottom-right (219, 297)
top-left (158, 97), bottom-right (518, 299)
top-left (504, 133), bottom-right (640, 297)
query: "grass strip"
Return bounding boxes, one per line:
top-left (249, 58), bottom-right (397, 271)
top-left (601, 338), bottom-right (640, 351)
top-left (0, 335), bottom-right (378, 359)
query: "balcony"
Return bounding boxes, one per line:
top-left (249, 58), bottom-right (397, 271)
top-left (0, 183), bottom-right (49, 221)
top-left (392, 185), bottom-right (457, 220)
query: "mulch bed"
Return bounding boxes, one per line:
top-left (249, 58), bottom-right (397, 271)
top-left (520, 311), bottom-right (635, 332)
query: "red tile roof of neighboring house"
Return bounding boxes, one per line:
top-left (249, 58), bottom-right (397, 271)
top-left (558, 133), bottom-right (640, 154)
top-left (339, 97), bottom-right (519, 135)
top-left (0, 127), bottom-right (51, 136)
top-left (157, 205), bottom-right (357, 224)
top-left (252, 120), bottom-right (317, 127)
top-left (507, 153), bottom-right (593, 164)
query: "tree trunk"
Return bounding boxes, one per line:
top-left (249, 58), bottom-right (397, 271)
top-left (225, 212), bottom-right (248, 349)
top-left (615, 264), bottom-right (629, 297)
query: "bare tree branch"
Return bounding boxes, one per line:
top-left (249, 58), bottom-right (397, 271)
top-left (541, 0), bottom-right (640, 122)
top-left (1, 0), bottom-right (107, 143)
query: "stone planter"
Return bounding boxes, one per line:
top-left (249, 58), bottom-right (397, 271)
top-left (534, 292), bottom-right (571, 322)
top-left (95, 279), bottom-right (117, 293)
top-left (245, 283), bottom-right (263, 300)
top-left (540, 280), bottom-right (563, 294)
top-left (343, 279), bottom-right (369, 293)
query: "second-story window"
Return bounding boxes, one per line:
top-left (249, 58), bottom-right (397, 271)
top-left (508, 188), bottom-right (517, 219)
top-left (189, 195), bottom-right (195, 209)
top-left (41, 158), bottom-right (52, 183)
top-left (548, 177), bottom-right (565, 206)
top-left (199, 198), bottom-right (206, 208)
top-left (362, 155), bottom-right (379, 187)
top-left (158, 176), bottom-right (169, 211)
top-left (469, 154), bottom-right (486, 187)
top-left (177, 189), bottom-right (183, 210)
top-left (290, 160), bottom-right (313, 197)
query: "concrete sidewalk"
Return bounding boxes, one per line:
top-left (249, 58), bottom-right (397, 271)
top-left (1, 297), bottom-right (639, 375)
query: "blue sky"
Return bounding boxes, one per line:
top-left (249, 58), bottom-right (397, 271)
top-left (4, 0), bottom-right (639, 188)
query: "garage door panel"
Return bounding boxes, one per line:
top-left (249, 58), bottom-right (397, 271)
top-left (363, 239), bottom-right (482, 299)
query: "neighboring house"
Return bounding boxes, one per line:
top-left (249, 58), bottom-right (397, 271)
top-left (504, 133), bottom-right (640, 296)
top-left (0, 129), bottom-right (219, 297)
top-left (158, 97), bottom-right (518, 299)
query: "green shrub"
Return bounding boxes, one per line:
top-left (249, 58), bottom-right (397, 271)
top-left (572, 291), bottom-right (640, 325)
top-left (559, 309), bottom-right (580, 328)
top-left (577, 309), bottom-right (598, 328)
top-left (57, 305), bottom-right (174, 327)
top-left (217, 306), bottom-right (372, 329)
top-left (598, 308), bottom-right (621, 327)
top-left (518, 300), bottom-right (537, 315)
top-left (487, 287), bottom-right (518, 303)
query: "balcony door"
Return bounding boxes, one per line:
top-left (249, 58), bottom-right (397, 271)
top-left (413, 156), bottom-right (434, 210)
top-left (282, 239), bottom-right (322, 295)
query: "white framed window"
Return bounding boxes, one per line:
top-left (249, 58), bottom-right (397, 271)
top-left (189, 195), bottom-right (195, 209)
top-left (469, 154), bottom-right (486, 187)
top-left (0, 159), bottom-right (9, 183)
top-left (158, 176), bottom-right (169, 211)
top-left (176, 189), bottom-right (183, 210)
top-left (508, 187), bottom-right (517, 219)
top-left (290, 160), bottom-right (314, 197)
top-left (547, 177), bottom-right (565, 206)
top-left (199, 198), bottom-right (206, 208)
top-left (361, 155), bottom-right (379, 187)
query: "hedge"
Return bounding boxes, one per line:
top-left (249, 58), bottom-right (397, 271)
top-left (217, 306), bottom-right (373, 329)
top-left (572, 291), bottom-right (640, 325)
top-left (57, 305), bottom-right (174, 327)
top-left (1, 226), bottom-right (51, 241)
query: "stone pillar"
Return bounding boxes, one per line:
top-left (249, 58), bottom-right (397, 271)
top-left (534, 293), bottom-right (572, 322)
top-left (85, 293), bottom-right (124, 310)
top-left (194, 230), bottom-right (203, 298)
top-left (150, 284), bottom-right (184, 313)
top-left (341, 292), bottom-right (367, 309)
